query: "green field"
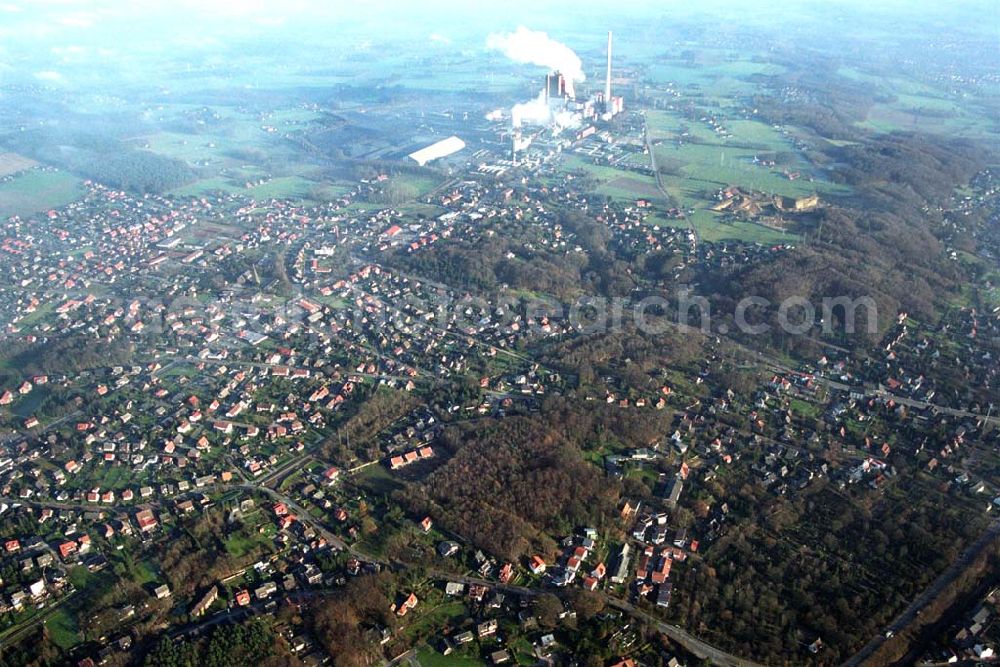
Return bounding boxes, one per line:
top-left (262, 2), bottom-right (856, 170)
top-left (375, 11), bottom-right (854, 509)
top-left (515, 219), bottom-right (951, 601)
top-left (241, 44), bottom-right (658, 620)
top-left (44, 605), bottom-right (80, 649)
top-left (644, 59), bottom-right (773, 98)
top-left (415, 647), bottom-right (487, 667)
top-left (403, 600), bottom-right (468, 641)
top-left (394, 172), bottom-right (446, 199)
top-left (172, 174), bottom-right (350, 203)
top-left (640, 105), bottom-right (855, 242)
top-left (688, 211), bottom-right (795, 245)
top-left (0, 169), bottom-right (85, 218)
top-left (559, 154), bottom-right (664, 205)
top-left (224, 523), bottom-right (274, 558)
top-left (648, 108), bottom-right (851, 203)
top-left (836, 67), bottom-right (997, 140)
top-left (857, 103), bottom-right (997, 139)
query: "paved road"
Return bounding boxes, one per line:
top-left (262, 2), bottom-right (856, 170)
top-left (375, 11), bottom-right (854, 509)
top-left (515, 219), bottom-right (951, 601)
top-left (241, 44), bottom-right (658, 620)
top-left (842, 518), bottom-right (1000, 667)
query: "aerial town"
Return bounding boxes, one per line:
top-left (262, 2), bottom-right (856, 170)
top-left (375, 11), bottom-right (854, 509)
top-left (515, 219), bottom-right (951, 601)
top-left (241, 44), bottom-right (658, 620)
top-left (0, 3), bottom-right (998, 667)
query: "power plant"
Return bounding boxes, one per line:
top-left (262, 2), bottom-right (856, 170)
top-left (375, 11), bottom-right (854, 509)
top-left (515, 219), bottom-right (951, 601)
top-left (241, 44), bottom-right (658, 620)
top-left (508, 30), bottom-right (624, 163)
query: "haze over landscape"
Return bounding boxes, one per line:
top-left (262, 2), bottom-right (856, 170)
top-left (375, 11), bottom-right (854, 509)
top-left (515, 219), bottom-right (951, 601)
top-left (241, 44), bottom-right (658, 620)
top-left (0, 2), bottom-right (998, 667)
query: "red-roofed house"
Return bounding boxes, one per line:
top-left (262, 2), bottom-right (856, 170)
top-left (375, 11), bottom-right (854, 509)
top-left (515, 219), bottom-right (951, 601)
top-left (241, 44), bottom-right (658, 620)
top-left (395, 592), bottom-right (418, 616)
top-left (58, 541), bottom-right (77, 560)
top-left (322, 466), bottom-right (340, 484)
top-left (135, 509), bottom-right (158, 533)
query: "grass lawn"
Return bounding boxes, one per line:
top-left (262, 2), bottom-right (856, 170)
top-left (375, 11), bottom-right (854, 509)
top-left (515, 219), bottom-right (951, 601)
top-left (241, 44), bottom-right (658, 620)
top-left (44, 605), bottom-right (80, 649)
top-left (131, 559), bottom-right (161, 586)
top-left (0, 169), bottom-right (85, 218)
top-left (67, 565), bottom-right (94, 590)
top-left (224, 531), bottom-right (265, 558)
top-left (789, 398), bottom-right (820, 419)
top-left (683, 209), bottom-right (796, 245)
top-left (403, 600), bottom-right (467, 641)
top-left (86, 464), bottom-right (133, 490)
top-left (395, 201), bottom-right (446, 218)
top-left (510, 636), bottom-right (536, 663)
top-left (12, 386), bottom-right (50, 418)
top-left (983, 287), bottom-right (1000, 308)
top-left (415, 646), bottom-right (486, 666)
top-left (356, 462), bottom-right (405, 496)
top-left (394, 172), bottom-right (444, 198)
top-left (243, 175), bottom-right (317, 200)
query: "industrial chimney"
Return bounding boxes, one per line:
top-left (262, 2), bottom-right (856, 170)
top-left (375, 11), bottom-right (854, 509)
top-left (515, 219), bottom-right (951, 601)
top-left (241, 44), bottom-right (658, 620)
top-left (605, 31), bottom-right (613, 114)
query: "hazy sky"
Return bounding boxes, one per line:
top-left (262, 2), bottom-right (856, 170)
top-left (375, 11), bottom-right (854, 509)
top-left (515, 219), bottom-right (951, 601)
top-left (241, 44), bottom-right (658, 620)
top-left (0, 0), bottom-right (995, 88)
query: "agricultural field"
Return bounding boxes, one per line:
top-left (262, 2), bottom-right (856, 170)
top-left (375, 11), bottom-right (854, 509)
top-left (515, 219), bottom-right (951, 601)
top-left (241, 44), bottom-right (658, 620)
top-left (0, 153), bottom-right (37, 177)
top-left (559, 154), bottom-right (665, 205)
top-left (650, 209), bottom-right (799, 245)
top-left (683, 210), bottom-right (795, 245)
top-left (132, 104), bottom-right (349, 203)
top-left (394, 171), bottom-right (446, 199)
top-left (644, 58), bottom-right (778, 100)
top-left (0, 169), bottom-right (85, 218)
top-left (171, 174), bottom-right (331, 201)
top-left (642, 106), bottom-right (853, 242)
top-left (837, 67), bottom-right (998, 140)
top-left (857, 104), bottom-right (998, 140)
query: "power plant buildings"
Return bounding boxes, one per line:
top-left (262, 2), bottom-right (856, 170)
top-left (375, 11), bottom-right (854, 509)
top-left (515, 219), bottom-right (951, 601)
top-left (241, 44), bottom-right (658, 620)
top-left (510, 30), bottom-right (624, 162)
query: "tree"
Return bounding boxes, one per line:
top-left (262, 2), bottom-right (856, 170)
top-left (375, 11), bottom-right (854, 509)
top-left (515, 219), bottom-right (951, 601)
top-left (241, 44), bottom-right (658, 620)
top-left (568, 589), bottom-right (605, 621)
top-left (534, 593), bottom-right (563, 629)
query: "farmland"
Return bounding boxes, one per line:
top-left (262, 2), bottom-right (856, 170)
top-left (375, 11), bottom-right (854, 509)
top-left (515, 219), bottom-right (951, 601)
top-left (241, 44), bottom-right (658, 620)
top-left (0, 169), bottom-right (85, 219)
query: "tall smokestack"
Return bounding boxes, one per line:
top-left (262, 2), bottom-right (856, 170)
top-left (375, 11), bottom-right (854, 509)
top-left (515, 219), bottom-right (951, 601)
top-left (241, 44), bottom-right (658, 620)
top-left (605, 31), bottom-right (612, 111)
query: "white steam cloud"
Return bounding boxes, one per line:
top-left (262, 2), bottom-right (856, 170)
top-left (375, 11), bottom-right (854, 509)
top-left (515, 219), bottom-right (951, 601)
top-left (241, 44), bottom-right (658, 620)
top-left (510, 91), bottom-right (549, 128)
top-left (511, 90), bottom-right (580, 132)
top-left (487, 25), bottom-right (584, 97)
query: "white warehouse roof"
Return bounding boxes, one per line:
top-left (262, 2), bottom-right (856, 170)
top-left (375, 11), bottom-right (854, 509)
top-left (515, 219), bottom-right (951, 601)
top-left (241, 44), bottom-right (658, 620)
top-left (408, 135), bottom-right (465, 166)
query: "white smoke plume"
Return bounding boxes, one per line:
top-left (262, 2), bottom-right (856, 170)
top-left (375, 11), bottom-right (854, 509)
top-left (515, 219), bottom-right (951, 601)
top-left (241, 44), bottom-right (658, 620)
top-left (511, 89), bottom-right (581, 132)
top-left (487, 26), bottom-right (584, 98)
top-left (510, 90), bottom-right (550, 128)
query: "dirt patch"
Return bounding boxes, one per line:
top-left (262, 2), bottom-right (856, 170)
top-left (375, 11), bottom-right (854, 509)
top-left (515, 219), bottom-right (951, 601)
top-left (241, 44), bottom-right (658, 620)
top-left (0, 153), bottom-right (38, 177)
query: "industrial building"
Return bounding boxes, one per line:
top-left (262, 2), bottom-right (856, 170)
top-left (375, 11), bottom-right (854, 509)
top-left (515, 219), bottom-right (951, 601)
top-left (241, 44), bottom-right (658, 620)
top-left (408, 135), bottom-right (466, 166)
top-left (509, 31), bottom-right (625, 163)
